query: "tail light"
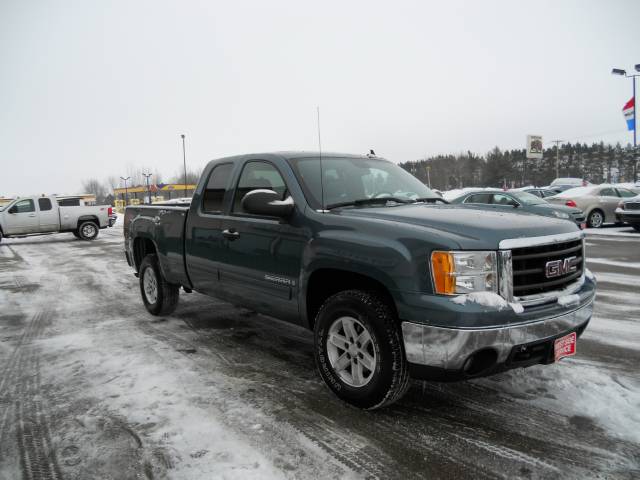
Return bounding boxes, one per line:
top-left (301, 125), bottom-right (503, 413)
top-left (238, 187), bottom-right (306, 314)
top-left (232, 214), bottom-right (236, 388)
top-left (565, 200), bottom-right (577, 208)
top-left (108, 207), bottom-right (113, 216)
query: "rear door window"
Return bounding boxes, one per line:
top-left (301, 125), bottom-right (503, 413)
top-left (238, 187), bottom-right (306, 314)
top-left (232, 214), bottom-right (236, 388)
top-left (464, 193), bottom-right (492, 204)
top-left (38, 198), bottom-right (52, 211)
top-left (599, 188), bottom-right (615, 197)
top-left (202, 163), bottom-right (233, 213)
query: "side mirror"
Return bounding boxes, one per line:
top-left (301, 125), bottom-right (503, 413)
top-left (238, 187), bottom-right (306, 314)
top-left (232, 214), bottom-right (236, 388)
top-left (241, 189), bottom-right (294, 218)
top-left (8, 206), bottom-right (17, 214)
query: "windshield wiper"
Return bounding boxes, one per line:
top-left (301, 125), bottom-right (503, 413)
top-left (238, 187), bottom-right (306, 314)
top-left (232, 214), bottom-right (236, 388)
top-left (413, 197), bottom-right (449, 204)
top-left (326, 197), bottom-right (412, 210)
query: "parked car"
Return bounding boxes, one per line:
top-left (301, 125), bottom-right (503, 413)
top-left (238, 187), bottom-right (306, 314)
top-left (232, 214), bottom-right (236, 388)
top-left (109, 210), bottom-right (118, 227)
top-left (449, 190), bottom-right (586, 228)
top-left (548, 178), bottom-right (589, 194)
top-left (615, 195), bottom-right (640, 232)
top-left (522, 188), bottom-right (558, 199)
top-left (546, 185), bottom-right (638, 228)
top-left (0, 195), bottom-right (111, 242)
top-left (123, 152), bottom-right (595, 409)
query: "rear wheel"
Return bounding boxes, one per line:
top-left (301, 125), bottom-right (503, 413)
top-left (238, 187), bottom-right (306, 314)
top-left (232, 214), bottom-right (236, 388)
top-left (78, 221), bottom-right (99, 240)
top-left (139, 254), bottom-right (179, 316)
top-left (314, 290), bottom-right (410, 409)
top-left (587, 209), bottom-right (604, 228)
top-left (633, 224), bottom-right (640, 232)
top-left (72, 230), bottom-right (80, 238)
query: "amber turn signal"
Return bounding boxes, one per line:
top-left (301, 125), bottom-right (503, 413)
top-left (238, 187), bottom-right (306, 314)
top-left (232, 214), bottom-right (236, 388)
top-left (431, 251), bottom-right (455, 295)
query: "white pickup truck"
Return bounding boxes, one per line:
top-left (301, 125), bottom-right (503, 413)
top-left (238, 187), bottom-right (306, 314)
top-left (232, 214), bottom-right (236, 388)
top-left (0, 195), bottom-right (112, 242)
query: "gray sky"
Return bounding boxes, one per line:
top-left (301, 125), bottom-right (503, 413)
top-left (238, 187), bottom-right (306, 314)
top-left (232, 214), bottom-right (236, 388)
top-left (1, 0), bottom-right (639, 195)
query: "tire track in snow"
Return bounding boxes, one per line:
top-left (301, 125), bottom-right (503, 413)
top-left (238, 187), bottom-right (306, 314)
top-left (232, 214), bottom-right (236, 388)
top-left (0, 311), bottom-right (63, 480)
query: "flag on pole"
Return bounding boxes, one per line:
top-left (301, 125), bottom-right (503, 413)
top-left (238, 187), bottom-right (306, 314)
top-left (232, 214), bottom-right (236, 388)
top-left (623, 97), bottom-right (635, 131)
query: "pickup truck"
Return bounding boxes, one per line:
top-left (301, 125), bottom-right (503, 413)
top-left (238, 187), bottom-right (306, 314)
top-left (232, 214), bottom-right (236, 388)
top-left (124, 152), bottom-right (596, 409)
top-left (0, 195), bottom-right (112, 242)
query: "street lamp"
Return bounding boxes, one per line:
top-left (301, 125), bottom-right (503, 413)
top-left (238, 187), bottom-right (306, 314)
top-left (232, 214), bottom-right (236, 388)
top-left (142, 172), bottom-right (152, 204)
top-left (612, 64), bottom-right (640, 182)
top-left (181, 134), bottom-right (187, 198)
top-left (120, 176), bottom-right (131, 206)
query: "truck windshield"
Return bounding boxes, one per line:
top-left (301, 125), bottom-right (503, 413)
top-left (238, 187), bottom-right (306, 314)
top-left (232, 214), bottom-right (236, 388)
top-left (287, 156), bottom-right (438, 210)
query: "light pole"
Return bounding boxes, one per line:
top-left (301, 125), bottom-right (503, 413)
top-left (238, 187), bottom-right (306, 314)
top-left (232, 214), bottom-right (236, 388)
top-left (181, 134), bottom-right (187, 198)
top-left (120, 176), bottom-right (130, 206)
top-left (612, 64), bottom-right (639, 182)
top-left (551, 139), bottom-right (564, 179)
top-left (142, 172), bottom-right (152, 204)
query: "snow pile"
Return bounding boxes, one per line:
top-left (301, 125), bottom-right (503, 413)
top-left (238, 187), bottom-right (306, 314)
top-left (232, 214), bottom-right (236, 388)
top-left (451, 292), bottom-right (523, 313)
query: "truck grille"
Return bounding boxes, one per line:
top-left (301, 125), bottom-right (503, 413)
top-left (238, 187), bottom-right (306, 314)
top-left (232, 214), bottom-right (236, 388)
top-left (624, 202), bottom-right (640, 210)
top-left (511, 239), bottom-right (583, 297)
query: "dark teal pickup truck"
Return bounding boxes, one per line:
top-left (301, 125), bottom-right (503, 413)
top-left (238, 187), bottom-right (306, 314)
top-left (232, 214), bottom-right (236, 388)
top-left (124, 152), bottom-right (596, 409)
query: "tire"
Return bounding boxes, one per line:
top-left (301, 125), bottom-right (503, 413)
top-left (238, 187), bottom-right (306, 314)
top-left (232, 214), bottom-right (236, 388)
top-left (72, 230), bottom-right (80, 238)
top-left (587, 209), bottom-right (604, 228)
top-left (0, 229), bottom-right (3, 243)
top-left (633, 224), bottom-right (640, 233)
top-left (139, 254), bottom-right (179, 316)
top-left (78, 221), bottom-right (99, 240)
top-left (314, 290), bottom-right (410, 410)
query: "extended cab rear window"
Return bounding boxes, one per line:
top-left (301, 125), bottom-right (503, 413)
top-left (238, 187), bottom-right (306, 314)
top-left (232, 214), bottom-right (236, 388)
top-left (202, 163), bottom-right (233, 213)
top-left (38, 198), bottom-right (52, 211)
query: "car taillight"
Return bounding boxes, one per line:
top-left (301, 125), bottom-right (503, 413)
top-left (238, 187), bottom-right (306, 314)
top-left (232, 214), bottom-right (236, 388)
top-left (108, 207), bottom-right (113, 216)
top-left (565, 200), bottom-right (577, 208)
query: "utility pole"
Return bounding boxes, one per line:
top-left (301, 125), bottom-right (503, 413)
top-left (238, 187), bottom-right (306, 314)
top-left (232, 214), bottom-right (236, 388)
top-left (142, 172), bottom-right (152, 204)
top-left (180, 134), bottom-right (188, 198)
top-left (425, 165), bottom-right (431, 189)
top-left (120, 176), bottom-right (130, 206)
top-left (551, 139), bottom-right (564, 179)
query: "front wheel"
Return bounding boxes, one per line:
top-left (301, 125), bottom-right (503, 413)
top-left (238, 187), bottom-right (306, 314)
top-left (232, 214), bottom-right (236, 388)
top-left (314, 290), bottom-right (410, 409)
top-left (78, 221), bottom-right (99, 240)
top-left (139, 254), bottom-right (179, 316)
top-left (587, 210), bottom-right (604, 228)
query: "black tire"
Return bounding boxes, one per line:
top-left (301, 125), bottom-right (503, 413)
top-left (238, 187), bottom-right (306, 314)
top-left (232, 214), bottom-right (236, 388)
top-left (139, 254), bottom-right (179, 316)
top-left (633, 224), bottom-right (640, 232)
top-left (314, 290), bottom-right (410, 410)
top-left (72, 230), bottom-right (80, 239)
top-left (78, 221), bottom-right (99, 240)
top-left (587, 209), bottom-right (604, 228)
top-left (0, 229), bottom-right (3, 243)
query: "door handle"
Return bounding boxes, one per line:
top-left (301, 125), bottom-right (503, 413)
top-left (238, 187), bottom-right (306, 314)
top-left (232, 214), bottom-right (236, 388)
top-left (28, 214), bottom-right (36, 217)
top-left (222, 228), bottom-right (240, 240)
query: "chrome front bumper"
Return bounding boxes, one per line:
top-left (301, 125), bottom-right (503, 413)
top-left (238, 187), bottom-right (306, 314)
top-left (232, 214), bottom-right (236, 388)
top-left (401, 299), bottom-right (594, 370)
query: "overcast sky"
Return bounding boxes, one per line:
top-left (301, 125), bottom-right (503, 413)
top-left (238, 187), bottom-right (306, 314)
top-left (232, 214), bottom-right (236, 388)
top-left (1, 0), bottom-right (639, 195)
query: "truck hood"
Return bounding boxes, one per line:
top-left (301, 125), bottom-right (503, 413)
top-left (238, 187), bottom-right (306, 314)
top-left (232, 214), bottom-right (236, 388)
top-left (337, 204), bottom-right (579, 249)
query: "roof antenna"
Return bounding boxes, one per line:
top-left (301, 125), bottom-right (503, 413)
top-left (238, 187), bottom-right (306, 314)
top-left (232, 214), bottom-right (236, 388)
top-left (317, 106), bottom-right (326, 213)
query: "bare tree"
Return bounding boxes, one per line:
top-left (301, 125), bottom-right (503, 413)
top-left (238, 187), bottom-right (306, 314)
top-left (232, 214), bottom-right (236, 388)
top-left (81, 178), bottom-right (108, 203)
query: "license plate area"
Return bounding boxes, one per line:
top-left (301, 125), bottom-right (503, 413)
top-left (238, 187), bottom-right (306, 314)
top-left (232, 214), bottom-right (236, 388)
top-left (554, 332), bottom-right (577, 361)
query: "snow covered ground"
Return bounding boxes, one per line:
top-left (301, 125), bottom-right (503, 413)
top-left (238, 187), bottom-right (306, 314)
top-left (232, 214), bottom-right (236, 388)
top-left (0, 222), bottom-right (639, 479)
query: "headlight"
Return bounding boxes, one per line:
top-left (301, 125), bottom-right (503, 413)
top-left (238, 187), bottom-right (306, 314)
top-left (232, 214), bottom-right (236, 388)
top-left (551, 210), bottom-right (570, 219)
top-left (431, 251), bottom-right (497, 295)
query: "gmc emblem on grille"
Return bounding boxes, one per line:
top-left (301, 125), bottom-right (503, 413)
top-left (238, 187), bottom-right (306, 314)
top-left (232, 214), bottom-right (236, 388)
top-left (545, 256), bottom-right (577, 278)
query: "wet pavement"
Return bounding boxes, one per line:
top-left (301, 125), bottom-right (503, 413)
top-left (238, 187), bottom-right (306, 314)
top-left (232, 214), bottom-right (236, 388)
top-left (0, 224), bottom-right (639, 479)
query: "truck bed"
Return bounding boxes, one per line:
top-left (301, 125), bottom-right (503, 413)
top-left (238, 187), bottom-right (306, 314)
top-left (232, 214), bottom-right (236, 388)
top-left (124, 204), bottom-right (191, 287)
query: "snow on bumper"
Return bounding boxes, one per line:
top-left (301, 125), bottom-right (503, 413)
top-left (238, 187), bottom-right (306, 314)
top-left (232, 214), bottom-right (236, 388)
top-left (401, 298), bottom-right (594, 371)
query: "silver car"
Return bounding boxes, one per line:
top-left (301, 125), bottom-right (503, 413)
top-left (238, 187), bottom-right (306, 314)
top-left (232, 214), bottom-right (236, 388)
top-left (547, 185), bottom-right (638, 228)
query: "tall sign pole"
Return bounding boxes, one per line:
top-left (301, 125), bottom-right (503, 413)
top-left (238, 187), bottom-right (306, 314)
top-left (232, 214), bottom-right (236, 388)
top-left (551, 139), bottom-right (564, 179)
top-left (611, 65), bottom-right (639, 182)
top-left (181, 134), bottom-right (187, 197)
